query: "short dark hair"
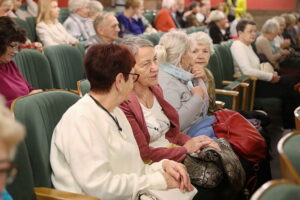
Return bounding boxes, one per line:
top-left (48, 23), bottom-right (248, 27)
top-left (84, 44), bottom-right (135, 93)
top-left (236, 19), bottom-right (256, 33)
top-left (0, 17), bottom-right (27, 56)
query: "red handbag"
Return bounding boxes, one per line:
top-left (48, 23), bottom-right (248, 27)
top-left (213, 109), bottom-right (267, 163)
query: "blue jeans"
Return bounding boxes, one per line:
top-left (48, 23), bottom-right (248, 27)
top-left (187, 116), bottom-right (217, 139)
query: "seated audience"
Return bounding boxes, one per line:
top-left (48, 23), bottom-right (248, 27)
top-left (0, 96), bottom-right (25, 199)
top-left (231, 19), bottom-right (300, 128)
top-left (255, 19), bottom-right (290, 69)
top-left (175, 0), bottom-right (186, 28)
top-left (120, 37), bottom-right (219, 163)
top-left (117, 0), bottom-right (146, 36)
top-left (154, 0), bottom-right (179, 32)
top-left (85, 12), bottom-right (120, 48)
top-left (85, 0), bottom-right (103, 37)
top-left (282, 13), bottom-right (299, 51)
top-left (225, 0), bottom-right (247, 22)
top-left (0, 0), bottom-right (13, 17)
top-left (87, 0), bottom-right (103, 20)
top-left (36, 0), bottom-right (78, 46)
top-left (230, 12), bottom-right (253, 37)
top-left (63, 0), bottom-right (93, 41)
top-left (207, 10), bottom-right (230, 44)
top-left (50, 43), bottom-right (195, 199)
top-left (155, 31), bottom-right (216, 138)
top-left (9, 0), bottom-right (37, 20)
top-left (185, 2), bottom-right (203, 27)
top-left (0, 16), bottom-right (42, 107)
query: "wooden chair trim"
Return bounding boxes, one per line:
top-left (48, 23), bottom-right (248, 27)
top-left (250, 179), bottom-right (298, 200)
top-left (215, 100), bottom-right (225, 108)
top-left (215, 89), bottom-right (239, 96)
top-left (10, 89), bottom-right (79, 113)
top-left (277, 131), bottom-right (300, 184)
top-left (35, 187), bottom-right (100, 200)
top-left (295, 106), bottom-right (300, 131)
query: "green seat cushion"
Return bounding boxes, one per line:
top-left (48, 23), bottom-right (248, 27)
top-left (261, 184), bottom-right (300, 200)
top-left (44, 45), bottom-right (85, 90)
top-left (283, 134), bottom-right (300, 175)
top-left (14, 49), bottom-right (54, 90)
top-left (13, 91), bottom-right (80, 187)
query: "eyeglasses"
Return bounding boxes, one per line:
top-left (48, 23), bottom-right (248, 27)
top-left (8, 43), bottom-right (20, 51)
top-left (0, 160), bottom-right (17, 185)
top-left (128, 73), bottom-right (140, 82)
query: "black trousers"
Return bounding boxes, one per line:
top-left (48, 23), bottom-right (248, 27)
top-left (255, 74), bottom-right (300, 128)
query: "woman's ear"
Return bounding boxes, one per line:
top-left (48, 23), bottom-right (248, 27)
top-left (115, 73), bottom-right (125, 91)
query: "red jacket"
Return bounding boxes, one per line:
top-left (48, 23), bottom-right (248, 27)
top-left (120, 85), bottom-right (191, 162)
top-left (154, 9), bottom-right (177, 32)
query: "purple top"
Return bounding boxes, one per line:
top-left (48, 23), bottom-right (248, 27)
top-left (117, 13), bottom-right (146, 36)
top-left (0, 61), bottom-right (34, 107)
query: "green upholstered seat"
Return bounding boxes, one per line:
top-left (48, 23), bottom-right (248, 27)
top-left (58, 8), bottom-right (70, 24)
top-left (77, 79), bottom-right (91, 97)
top-left (283, 134), bottom-right (300, 175)
top-left (14, 49), bottom-right (54, 90)
top-left (142, 33), bottom-right (160, 45)
top-left (12, 91), bottom-right (80, 187)
top-left (44, 45), bottom-right (85, 90)
top-left (77, 42), bottom-right (86, 57)
top-left (7, 142), bottom-right (36, 200)
top-left (12, 18), bottom-right (33, 41)
top-left (251, 180), bottom-right (300, 200)
top-left (143, 10), bottom-right (157, 25)
top-left (26, 16), bottom-right (38, 42)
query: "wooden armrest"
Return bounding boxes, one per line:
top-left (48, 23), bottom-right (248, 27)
top-left (233, 74), bottom-right (257, 81)
top-left (222, 81), bottom-right (249, 88)
top-left (215, 89), bottom-right (239, 96)
top-left (35, 187), bottom-right (100, 200)
top-left (216, 100), bottom-right (225, 108)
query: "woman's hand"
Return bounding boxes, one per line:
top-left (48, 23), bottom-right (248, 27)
top-left (33, 42), bottom-right (43, 52)
top-left (271, 72), bottom-right (280, 83)
top-left (162, 160), bottom-right (194, 192)
top-left (29, 89), bottom-right (43, 95)
top-left (184, 135), bottom-right (221, 153)
top-left (191, 86), bottom-right (204, 99)
top-left (191, 67), bottom-right (207, 81)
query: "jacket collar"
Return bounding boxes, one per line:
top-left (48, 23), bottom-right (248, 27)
top-left (159, 62), bottom-right (194, 83)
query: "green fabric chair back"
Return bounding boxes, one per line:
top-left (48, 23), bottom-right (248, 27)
top-left (78, 79), bottom-right (91, 97)
top-left (214, 44), bottom-right (235, 81)
top-left (206, 52), bottom-right (224, 89)
top-left (44, 45), bottom-right (85, 90)
top-left (77, 42), bottom-right (86, 57)
top-left (259, 184), bottom-right (300, 200)
top-left (283, 134), bottom-right (300, 175)
top-left (7, 142), bottom-right (36, 200)
top-left (14, 49), bottom-right (54, 90)
top-left (58, 8), bottom-right (70, 24)
top-left (142, 33), bottom-right (160, 46)
top-left (26, 16), bottom-right (38, 42)
top-left (12, 18), bottom-right (33, 41)
top-left (143, 11), bottom-right (155, 25)
top-left (12, 91), bottom-right (80, 187)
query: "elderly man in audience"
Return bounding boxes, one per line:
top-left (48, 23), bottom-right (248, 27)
top-left (154, 0), bottom-right (180, 32)
top-left (85, 12), bottom-right (120, 48)
top-left (63, 0), bottom-right (93, 41)
top-left (36, 0), bottom-right (78, 46)
top-left (231, 19), bottom-right (300, 129)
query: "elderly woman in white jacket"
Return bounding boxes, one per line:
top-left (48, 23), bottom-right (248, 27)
top-left (50, 43), bottom-right (195, 200)
top-left (36, 0), bottom-right (78, 46)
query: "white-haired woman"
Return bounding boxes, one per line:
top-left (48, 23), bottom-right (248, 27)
top-left (63, 0), bottom-right (93, 41)
top-left (154, 0), bottom-right (179, 32)
top-left (156, 31), bottom-right (217, 138)
top-left (0, 96), bottom-right (25, 199)
top-left (36, 0), bottom-right (78, 46)
top-left (206, 10), bottom-right (230, 44)
top-left (255, 19), bottom-right (290, 68)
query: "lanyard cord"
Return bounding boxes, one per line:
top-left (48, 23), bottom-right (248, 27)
top-left (89, 94), bottom-right (123, 132)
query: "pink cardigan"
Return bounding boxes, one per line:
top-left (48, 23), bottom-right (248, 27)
top-left (120, 85), bottom-right (191, 162)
